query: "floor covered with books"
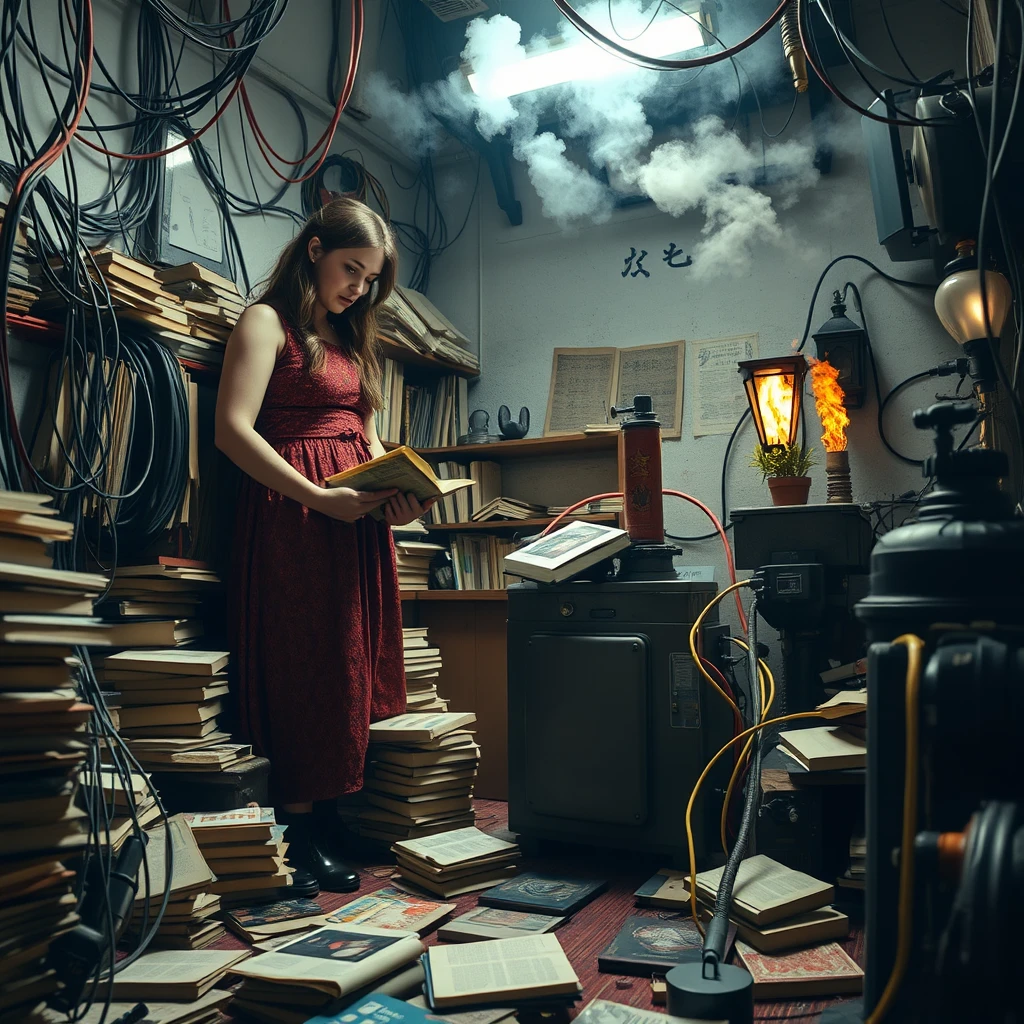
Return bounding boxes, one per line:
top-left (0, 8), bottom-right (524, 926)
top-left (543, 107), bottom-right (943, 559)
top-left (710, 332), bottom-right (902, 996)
top-left (208, 800), bottom-right (864, 1023)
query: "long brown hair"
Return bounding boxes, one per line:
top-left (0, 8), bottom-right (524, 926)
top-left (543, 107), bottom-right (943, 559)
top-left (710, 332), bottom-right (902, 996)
top-left (257, 198), bottom-right (397, 410)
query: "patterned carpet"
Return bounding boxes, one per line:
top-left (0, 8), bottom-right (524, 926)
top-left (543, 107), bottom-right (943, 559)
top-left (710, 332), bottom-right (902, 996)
top-left (215, 799), bottom-right (864, 1022)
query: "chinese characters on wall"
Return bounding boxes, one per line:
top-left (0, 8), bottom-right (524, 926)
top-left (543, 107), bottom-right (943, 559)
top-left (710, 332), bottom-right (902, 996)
top-left (621, 243), bottom-right (693, 279)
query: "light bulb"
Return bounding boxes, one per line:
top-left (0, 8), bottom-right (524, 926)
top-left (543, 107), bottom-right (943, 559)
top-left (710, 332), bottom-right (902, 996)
top-left (934, 266), bottom-right (1013, 345)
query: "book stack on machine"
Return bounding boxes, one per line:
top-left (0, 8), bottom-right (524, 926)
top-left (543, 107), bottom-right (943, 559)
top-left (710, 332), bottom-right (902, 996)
top-left (634, 856), bottom-right (854, 975)
top-left (130, 813), bottom-right (222, 950)
top-left (343, 712), bottom-right (480, 843)
top-left (0, 494), bottom-right (111, 1017)
top-left (95, 649), bottom-right (253, 775)
top-left (230, 923), bottom-right (426, 1024)
top-left (392, 826), bottom-right (520, 898)
top-left (187, 807), bottom-right (295, 906)
top-left (403, 628), bottom-right (446, 713)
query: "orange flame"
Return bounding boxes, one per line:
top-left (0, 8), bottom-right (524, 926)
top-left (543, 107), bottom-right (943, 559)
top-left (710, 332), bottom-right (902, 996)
top-left (808, 358), bottom-right (849, 452)
top-left (756, 372), bottom-right (796, 446)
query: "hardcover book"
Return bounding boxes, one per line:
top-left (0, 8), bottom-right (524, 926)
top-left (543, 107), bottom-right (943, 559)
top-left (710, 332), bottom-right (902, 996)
top-left (597, 915), bottom-right (736, 975)
top-left (502, 521), bottom-right (630, 585)
top-left (733, 939), bottom-right (864, 998)
top-left (477, 873), bottom-right (607, 915)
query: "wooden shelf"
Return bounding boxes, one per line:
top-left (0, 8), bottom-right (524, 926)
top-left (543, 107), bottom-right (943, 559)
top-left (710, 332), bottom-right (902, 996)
top-left (379, 336), bottom-right (479, 378)
top-left (400, 589), bottom-right (508, 601)
top-left (388, 433), bottom-right (619, 460)
top-left (425, 514), bottom-right (617, 532)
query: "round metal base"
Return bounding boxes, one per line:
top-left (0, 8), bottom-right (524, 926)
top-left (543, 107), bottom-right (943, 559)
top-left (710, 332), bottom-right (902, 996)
top-left (666, 962), bottom-right (753, 1023)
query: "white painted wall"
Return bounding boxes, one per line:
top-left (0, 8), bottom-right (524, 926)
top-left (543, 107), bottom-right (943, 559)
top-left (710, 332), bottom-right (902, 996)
top-left (424, 0), bottom-right (974, 641)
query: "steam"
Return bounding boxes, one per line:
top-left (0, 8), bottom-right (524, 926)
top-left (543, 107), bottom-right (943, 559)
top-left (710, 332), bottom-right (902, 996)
top-left (366, 0), bottom-right (820, 276)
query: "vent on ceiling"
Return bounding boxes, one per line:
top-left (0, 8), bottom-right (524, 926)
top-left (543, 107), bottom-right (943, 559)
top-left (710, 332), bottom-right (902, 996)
top-left (419, 0), bottom-right (488, 22)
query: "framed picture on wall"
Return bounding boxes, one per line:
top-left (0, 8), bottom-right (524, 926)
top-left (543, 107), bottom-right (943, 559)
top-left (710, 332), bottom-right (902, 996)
top-left (140, 125), bottom-right (231, 278)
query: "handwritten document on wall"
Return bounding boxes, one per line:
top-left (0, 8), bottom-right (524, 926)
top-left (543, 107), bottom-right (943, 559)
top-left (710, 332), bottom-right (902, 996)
top-left (692, 334), bottom-right (759, 437)
top-left (615, 341), bottom-right (685, 439)
top-left (544, 348), bottom-right (618, 435)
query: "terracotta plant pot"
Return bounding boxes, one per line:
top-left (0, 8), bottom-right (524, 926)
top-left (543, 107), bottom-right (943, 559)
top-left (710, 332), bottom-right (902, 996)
top-left (767, 476), bottom-right (812, 506)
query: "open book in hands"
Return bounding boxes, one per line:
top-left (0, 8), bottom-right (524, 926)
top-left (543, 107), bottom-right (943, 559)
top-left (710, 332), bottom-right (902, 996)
top-left (323, 447), bottom-right (475, 522)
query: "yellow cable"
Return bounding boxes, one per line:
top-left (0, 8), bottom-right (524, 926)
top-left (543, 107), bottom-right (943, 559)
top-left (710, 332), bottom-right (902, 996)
top-left (685, 709), bottom-right (827, 935)
top-left (688, 580), bottom-right (752, 722)
top-left (865, 634), bottom-right (924, 1024)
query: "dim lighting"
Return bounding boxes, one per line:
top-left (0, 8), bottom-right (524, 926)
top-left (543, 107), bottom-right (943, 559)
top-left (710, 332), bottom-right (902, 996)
top-left (934, 242), bottom-right (1013, 345)
top-left (465, 15), bottom-right (705, 99)
top-left (738, 355), bottom-right (808, 449)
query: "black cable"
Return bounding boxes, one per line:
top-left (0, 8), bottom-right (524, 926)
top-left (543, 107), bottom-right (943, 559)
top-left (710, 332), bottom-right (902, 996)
top-left (878, 0), bottom-right (921, 82)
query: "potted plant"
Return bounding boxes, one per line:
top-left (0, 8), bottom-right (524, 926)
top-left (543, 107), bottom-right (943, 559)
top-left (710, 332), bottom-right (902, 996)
top-left (750, 443), bottom-right (816, 506)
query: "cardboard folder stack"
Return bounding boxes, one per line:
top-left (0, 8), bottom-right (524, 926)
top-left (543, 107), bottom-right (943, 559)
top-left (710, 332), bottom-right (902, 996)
top-left (402, 628), bottom-right (446, 713)
top-left (342, 712), bottom-right (480, 843)
top-left (378, 286), bottom-right (479, 373)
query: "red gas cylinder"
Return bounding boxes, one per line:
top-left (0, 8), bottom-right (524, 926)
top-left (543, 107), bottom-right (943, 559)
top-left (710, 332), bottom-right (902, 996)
top-left (613, 395), bottom-right (665, 544)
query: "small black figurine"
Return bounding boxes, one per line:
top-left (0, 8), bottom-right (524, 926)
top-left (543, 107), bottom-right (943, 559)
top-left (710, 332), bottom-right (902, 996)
top-left (457, 409), bottom-right (502, 445)
top-left (498, 405), bottom-right (530, 440)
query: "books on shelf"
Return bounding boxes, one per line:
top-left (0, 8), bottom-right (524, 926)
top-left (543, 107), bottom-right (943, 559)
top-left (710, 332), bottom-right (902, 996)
top-left (379, 287), bottom-right (478, 373)
top-left (733, 939), bottom-right (864, 998)
top-left (393, 531), bottom-right (444, 593)
top-left (471, 498), bottom-right (547, 522)
top-left (449, 534), bottom-right (520, 591)
top-left (392, 826), bottom-right (520, 898)
top-left (777, 726), bottom-right (866, 772)
top-left (422, 933), bottom-right (582, 1011)
top-left (374, 364), bottom-right (470, 449)
top-left (503, 521), bottom-right (631, 585)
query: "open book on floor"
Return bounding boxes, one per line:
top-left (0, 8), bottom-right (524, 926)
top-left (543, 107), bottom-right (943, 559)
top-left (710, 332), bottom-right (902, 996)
top-left (324, 448), bottom-right (474, 522)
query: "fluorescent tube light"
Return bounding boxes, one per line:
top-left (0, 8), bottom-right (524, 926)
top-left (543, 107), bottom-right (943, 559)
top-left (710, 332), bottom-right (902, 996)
top-left (466, 15), bottom-right (705, 98)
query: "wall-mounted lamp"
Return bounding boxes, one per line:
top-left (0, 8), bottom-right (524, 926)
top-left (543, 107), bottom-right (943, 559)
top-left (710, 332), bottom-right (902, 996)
top-left (812, 291), bottom-right (867, 410)
top-left (738, 355), bottom-right (809, 448)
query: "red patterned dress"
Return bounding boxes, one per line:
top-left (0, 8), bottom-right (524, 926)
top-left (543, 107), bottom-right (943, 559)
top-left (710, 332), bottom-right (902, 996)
top-left (228, 310), bottom-right (406, 804)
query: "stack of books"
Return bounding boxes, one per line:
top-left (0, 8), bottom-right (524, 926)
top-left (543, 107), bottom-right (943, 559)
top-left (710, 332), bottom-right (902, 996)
top-left (449, 534), bottom-right (520, 591)
top-left (131, 813), bottom-right (222, 949)
top-left (431, 460), bottom-right (501, 525)
top-left (403, 628), bottom-right (446, 712)
top-left (110, 949), bottom-right (250, 1003)
top-left (734, 939), bottom-right (864, 999)
top-left (840, 832), bottom-right (866, 892)
top-left (86, 766), bottom-right (162, 848)
top-left (1, 202), bottom-right (39, 314)
top-left (343, 712), bottom-right (480, 843)
top-left (230, 923), bottom-right (426, 1022)
top-left (473, 497), bottom-right (546, 522)
top-left (379, 286), bottom-right (479, 373)
top-left (634, 855), bottom-right (849, 955)
top-left (392, 525), bottom-right (443, 592)
top-left (392, 826), bottom-right (520, 897)
top-left (777, 724), bottom-right (866, 774)
top-left (155, 262), bottom-right (245, 343)
top-left (187, 808), bottom-right (294, 905)
top-left (95, 649), bottom-right (248, 773)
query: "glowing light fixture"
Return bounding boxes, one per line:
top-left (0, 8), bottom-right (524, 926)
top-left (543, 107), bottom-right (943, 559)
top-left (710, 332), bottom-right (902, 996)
top-left (933, 241), bottom-right (1013, 345)
top-left (465, 15), bottom-right (705, 99)
top-left (737, 355), bottom-right (808, 449)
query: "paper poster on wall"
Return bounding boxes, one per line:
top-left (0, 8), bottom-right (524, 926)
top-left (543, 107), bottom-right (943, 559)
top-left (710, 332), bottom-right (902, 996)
top-left (544, 348), bottom-right (618, 435)
top-left (614, 340), bottom-right (684, 439)
top-left (692, 334), bottom-right (760, 437)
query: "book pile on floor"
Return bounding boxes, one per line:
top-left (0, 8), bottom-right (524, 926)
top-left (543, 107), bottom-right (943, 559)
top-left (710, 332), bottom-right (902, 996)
top-left (156, 262), bottom-right (244, 344)
top-left (392, 826), bottom-right (520, 898)
top-left (130, 813), bottom-right (222, 950)
top-left (392, 521), bottom-right (443, 592)
top-left (403, 627), bottom-right (446, 712)
top-left (187, 807), bottom-right (295, 906)
top-left (635, 855), bottom-right (851, 958)
top-left (108, 948), bottom-right (249, 1008)
top-left (379, 285), bottom-right (479, 373)
top-left (342, 712), bottom-right (480, 843)
top-left (95, 648), bottom-right (253, 775)
top-left (230, 923), bottom-right (426, 1023)
top-left (85, 765), bottom-right (163, 848)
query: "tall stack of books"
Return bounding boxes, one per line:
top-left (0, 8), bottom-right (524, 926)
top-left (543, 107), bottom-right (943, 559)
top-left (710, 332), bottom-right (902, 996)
top-left (156, 262), bottom-right (244, 344)
top-left (130, 813), bottom-right (222, 950)
top-left (94, 649), bottom-right (251, 774)
top-left (392, 522), bottom-right (443, 593)
top-left (403, 628), bottom-right (446, 713)
top-left (342, 712), bottom-right (480, 843)
top-left (186, 808), bottom-right (294, 906)
top-left (86, 766), bottom-right (163, 849)
top-left (634, 855), bottom-right (850, 955)
top-left (391, 826), bottom-right (520, 898)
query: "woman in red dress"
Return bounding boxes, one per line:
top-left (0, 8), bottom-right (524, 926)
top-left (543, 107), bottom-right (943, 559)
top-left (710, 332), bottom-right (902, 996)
top-left (215, 198), bottom-right (429, 891)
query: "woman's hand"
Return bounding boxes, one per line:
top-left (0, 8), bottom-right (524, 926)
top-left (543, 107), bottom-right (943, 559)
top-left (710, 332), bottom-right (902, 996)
top-left (383, 492), bottom-right (436, 527)
top-left (308, 485), bottom-right (398, 522)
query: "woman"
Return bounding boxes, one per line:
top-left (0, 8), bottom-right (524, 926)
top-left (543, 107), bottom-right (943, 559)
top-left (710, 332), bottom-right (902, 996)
top-left (216, 198), bottom-right (429, 891)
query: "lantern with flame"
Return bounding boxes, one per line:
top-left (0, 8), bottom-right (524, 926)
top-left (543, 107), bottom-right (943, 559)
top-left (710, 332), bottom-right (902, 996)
top-left (738, 355), bottom-right (808, 449)
top-left (809, 357), bottom-right (853, 503)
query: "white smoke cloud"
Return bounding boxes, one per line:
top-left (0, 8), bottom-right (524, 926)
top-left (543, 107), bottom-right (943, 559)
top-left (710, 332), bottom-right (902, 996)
top-left (363, 1), bottom-right (821, 275)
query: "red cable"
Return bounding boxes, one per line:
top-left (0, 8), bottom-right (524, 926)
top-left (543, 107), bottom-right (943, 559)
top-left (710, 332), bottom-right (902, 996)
top-left (540, 489), bottom-right (747, 631)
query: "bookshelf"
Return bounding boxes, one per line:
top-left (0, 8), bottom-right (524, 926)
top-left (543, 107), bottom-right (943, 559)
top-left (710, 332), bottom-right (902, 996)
top-left (400, 432), bottom-right (624, 800)
top-left (379, 335), bottom-right (480, 377)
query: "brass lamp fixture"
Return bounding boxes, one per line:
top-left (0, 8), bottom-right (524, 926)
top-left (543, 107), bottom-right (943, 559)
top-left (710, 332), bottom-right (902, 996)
top-left (738, 355), bottom-right (809, 448)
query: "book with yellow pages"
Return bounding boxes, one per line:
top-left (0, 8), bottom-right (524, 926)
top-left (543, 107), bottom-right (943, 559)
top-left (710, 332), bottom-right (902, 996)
top-left (324, 447), bottom-right (474, 521)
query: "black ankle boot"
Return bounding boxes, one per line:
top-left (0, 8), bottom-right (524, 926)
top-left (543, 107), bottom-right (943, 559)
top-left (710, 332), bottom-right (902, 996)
top-left (278, 811), bottom-right (360, 893)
